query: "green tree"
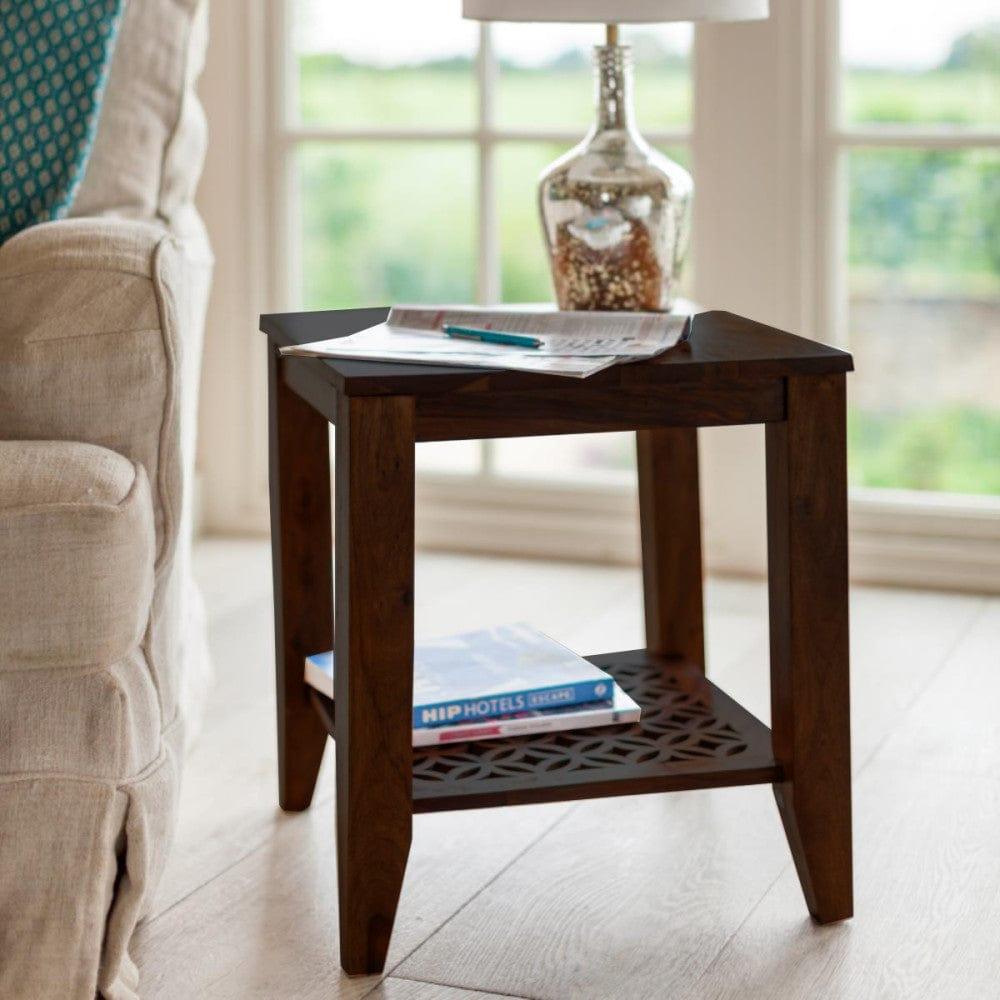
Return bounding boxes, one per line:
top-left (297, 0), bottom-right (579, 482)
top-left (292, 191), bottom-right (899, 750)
top-left (943, 24), bottom-right (1000, 72)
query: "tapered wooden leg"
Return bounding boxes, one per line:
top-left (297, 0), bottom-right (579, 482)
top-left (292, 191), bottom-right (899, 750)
top-left (766, 374), bottom-right (853, 923)
top-left (335, 394), bottom-right (415, 975)
top-left (268, 348), bottom-right (332, 812)
top-left (636, 427), bottom-right (705, 668)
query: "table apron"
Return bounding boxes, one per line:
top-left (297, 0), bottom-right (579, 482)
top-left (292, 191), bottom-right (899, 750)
top-left (414, 377), bottom-right (786, 441)
top-left (278, 357), bottom-right (787, 439)
top-left (282, 356), bottom-right (339, 424)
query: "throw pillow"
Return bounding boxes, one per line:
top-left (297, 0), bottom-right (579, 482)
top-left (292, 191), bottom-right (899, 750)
top-left (0, 0), bottom-right (124, 244)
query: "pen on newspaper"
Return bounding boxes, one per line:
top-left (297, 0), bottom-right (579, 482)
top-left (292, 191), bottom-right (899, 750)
top-left (443, 325), bottom-right (543, 350)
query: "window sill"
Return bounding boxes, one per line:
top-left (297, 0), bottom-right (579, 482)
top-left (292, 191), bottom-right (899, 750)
top-left (416, 474), bottom-right (1000, 593)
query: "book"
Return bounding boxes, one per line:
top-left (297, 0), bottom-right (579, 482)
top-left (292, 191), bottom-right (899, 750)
top-left (279, 305), bottom-right (691, 380)
top-left (305, 643), bottom-right (641, 748)
top-left (304, 623), bottom-right (617, 730)
top-left (412, 685), bottom-right (641, 748)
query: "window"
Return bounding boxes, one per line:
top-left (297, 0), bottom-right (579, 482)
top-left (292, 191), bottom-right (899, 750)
top-left (835, 0), bottom-right (1000, 496)
top-left (282, 0), bottom-right (997, 500)
top-left (285, 0), bottom-right (692, 482)
top-left (199, 0), bottom-right (999, 585)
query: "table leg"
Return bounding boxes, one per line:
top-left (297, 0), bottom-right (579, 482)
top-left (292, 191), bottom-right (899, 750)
top-left (268, 348), bottom-right (333, 812)
top-left (766, 373), bottom-right (853, 923)
top-left (335, 394), bottom-right (416, 975)
top-left (636, 428), bottom-right (705, 668)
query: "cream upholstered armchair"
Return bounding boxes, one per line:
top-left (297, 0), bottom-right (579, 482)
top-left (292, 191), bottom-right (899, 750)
top-left (0, 2), bottom-right (212, 997)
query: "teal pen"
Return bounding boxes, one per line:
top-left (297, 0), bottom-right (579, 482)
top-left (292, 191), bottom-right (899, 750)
top-left (443, 325), bottom-right (543, 350)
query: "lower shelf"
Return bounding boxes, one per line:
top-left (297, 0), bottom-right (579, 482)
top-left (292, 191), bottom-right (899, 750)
top-left (312, 648), bottom-right (778, 813)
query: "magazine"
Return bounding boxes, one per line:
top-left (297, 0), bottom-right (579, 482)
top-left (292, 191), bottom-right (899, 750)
top-left (305, 635), bottom-right (640, 747)
top-left (411, 685), bottom-right (641, 748)
top-left (280, 305), bottom-right (691, 379)
top-left (305, 623), bottom-right (617, 730)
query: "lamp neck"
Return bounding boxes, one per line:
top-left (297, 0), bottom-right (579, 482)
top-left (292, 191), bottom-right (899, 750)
top-left (593, 44), bottom-right (636, 132)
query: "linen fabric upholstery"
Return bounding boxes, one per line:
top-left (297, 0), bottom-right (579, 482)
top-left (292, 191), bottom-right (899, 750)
top-left (0, 438), bottom-right (138, 508)
top-left (0, 1), bottom-right (212, 996)
top-left (0, 441), bottom-right (154, 671)
top-left (72, 0), bottom-right (208, 224)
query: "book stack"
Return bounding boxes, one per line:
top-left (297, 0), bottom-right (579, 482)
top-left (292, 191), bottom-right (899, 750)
top-left (305, 623), bottom-right (640, 747)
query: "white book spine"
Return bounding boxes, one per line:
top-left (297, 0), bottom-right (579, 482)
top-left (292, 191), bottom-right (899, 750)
top-left (304, 656), bottom-right (333, 699)
top-left (412, 698), bottom-right (640, 748)
top-left (304, 631), bottom-right (641, 748)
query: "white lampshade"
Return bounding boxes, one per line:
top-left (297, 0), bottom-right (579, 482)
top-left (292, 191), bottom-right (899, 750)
top-left (463, 0), bottom-right (768, 22)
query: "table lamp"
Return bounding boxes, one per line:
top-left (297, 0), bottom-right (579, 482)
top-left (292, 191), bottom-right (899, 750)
top-left (463, 0), bottom-right (769, 311)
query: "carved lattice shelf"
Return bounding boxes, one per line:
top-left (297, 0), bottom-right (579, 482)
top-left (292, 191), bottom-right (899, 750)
top-left (312, 649), bottom-right (777, 813)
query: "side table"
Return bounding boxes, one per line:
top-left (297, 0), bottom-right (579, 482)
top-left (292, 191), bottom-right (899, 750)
top-left (261, 307), bottom-right (854, 976)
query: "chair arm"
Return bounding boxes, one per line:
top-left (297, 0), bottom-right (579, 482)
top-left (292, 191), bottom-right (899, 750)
top-left (0, 441), bottom-right (155, 672)
top-left (0, 216), bottom-right (210, 564)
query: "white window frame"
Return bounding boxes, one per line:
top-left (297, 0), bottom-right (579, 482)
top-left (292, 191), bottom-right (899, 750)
top-left (196, 0), bottom-right (1000, 592)
top-left (274, 11), bottom-right (690, 483)
top-left (817, 0), bottom-right (1000, 589)
top-left (693, 0), bottom-right (1000, 591)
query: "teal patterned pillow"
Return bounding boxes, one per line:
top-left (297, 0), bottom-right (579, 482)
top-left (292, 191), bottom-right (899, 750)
top-left (0, 0), bottom-right (124, 244)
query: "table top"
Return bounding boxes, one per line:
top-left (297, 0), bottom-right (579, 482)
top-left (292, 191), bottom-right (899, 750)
top-left (261, 307), bottom-right (853, 398)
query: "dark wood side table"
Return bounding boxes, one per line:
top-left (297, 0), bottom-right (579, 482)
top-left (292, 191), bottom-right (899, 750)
top-left (261, 308), bottom-right (854, 977)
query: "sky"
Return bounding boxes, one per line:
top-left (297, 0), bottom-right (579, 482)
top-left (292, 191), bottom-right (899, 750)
top-left (295, 0), bottom-right (999, 69)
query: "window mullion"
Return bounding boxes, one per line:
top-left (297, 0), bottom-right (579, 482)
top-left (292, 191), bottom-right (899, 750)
top-left (476, 21), bottom-right (501, 308)
top-left (271, 0), bottom-right (299, 312)
top-left (816, 0), bottom-right (847, 349)
top-left (832, 128), bottom-right (1000, 149)
top-left (476, 21), bottom-right (500, 478)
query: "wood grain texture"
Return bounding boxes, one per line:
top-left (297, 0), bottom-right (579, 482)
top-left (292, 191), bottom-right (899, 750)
top-left (397, 786), bottom-right (794, 1000)
top-left (414, 378), bottom-right (785, 441)
top-left (261, 309), bottom-right (853, 398)
top-left (259, 300), bottom-right (865, 985)
top-left (696, 586), bottom-right (988, 776)
top-left (766, 374), bottom-right (852, 923)
top-left (268, 346), bottom-right (333, 811)
top-left (314, 653), bottom-right (777, 812)
top-left (874, 598), bottom-right (1000, 776)
top-left (335, 393), bottom-right (417, 974)
top-left (368, 979), bottom-right (527, 999)
top-left (132, 796), bottom-right (569, 1000)
top-left (636, 427), bottom-right (705, 666)
top-left (139, 543), bottom-right (994, 998)
top-left (283, 354), bottom-right (340, 425)
top-left (676, 765), bottom-right (1000, 1000)
top-left (153, 545), bottom-right (621, 921)
top-left (847, 587), bottom-right (987, 769)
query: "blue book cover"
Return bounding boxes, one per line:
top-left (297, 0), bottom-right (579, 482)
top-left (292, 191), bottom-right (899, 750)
top-left (305, 623), bottom-right (615, 729)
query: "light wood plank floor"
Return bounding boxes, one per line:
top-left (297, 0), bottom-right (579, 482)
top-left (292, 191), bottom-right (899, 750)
top-left (132, 539), bottom-right (999, 1000)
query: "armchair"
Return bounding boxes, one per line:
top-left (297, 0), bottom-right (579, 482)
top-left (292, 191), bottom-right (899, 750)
top-left (0, 2), bottom-right (212, 997)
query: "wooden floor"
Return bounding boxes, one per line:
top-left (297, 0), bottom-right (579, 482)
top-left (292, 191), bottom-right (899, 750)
top-left (133, 539), bottom-right (1000, 1000)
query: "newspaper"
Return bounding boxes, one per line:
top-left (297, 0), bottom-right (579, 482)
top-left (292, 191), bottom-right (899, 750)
top-left (279, 305), bottom-right (691, 379)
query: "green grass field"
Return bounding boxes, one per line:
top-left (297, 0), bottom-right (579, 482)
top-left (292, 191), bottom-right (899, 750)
top-left (298, 61), bottom-right (999, 130)
top-left (298, 62), bottom-right (692, 130)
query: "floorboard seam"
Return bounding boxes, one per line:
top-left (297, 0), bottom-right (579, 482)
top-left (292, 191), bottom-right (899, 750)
top-left (685, 859), bottom-right (793, 995)
top-left (681, 597), bottom-right (993, 995)
top-left (380, 974), bottom-right (538, 1000)
top-left (142, 787), bottom-right (338, 928)
top-left (380, 803), bottom-right (581, 991)
top-left (853, 596), bottom-right (990, 775)
top-left (142, 828), bottom-right (277, 929)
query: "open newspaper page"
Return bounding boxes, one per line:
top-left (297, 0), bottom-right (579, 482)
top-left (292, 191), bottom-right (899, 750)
top-left (387, 306), bottom-right (689, 356)
top-left (279, 305), bottom-right (691, 379)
